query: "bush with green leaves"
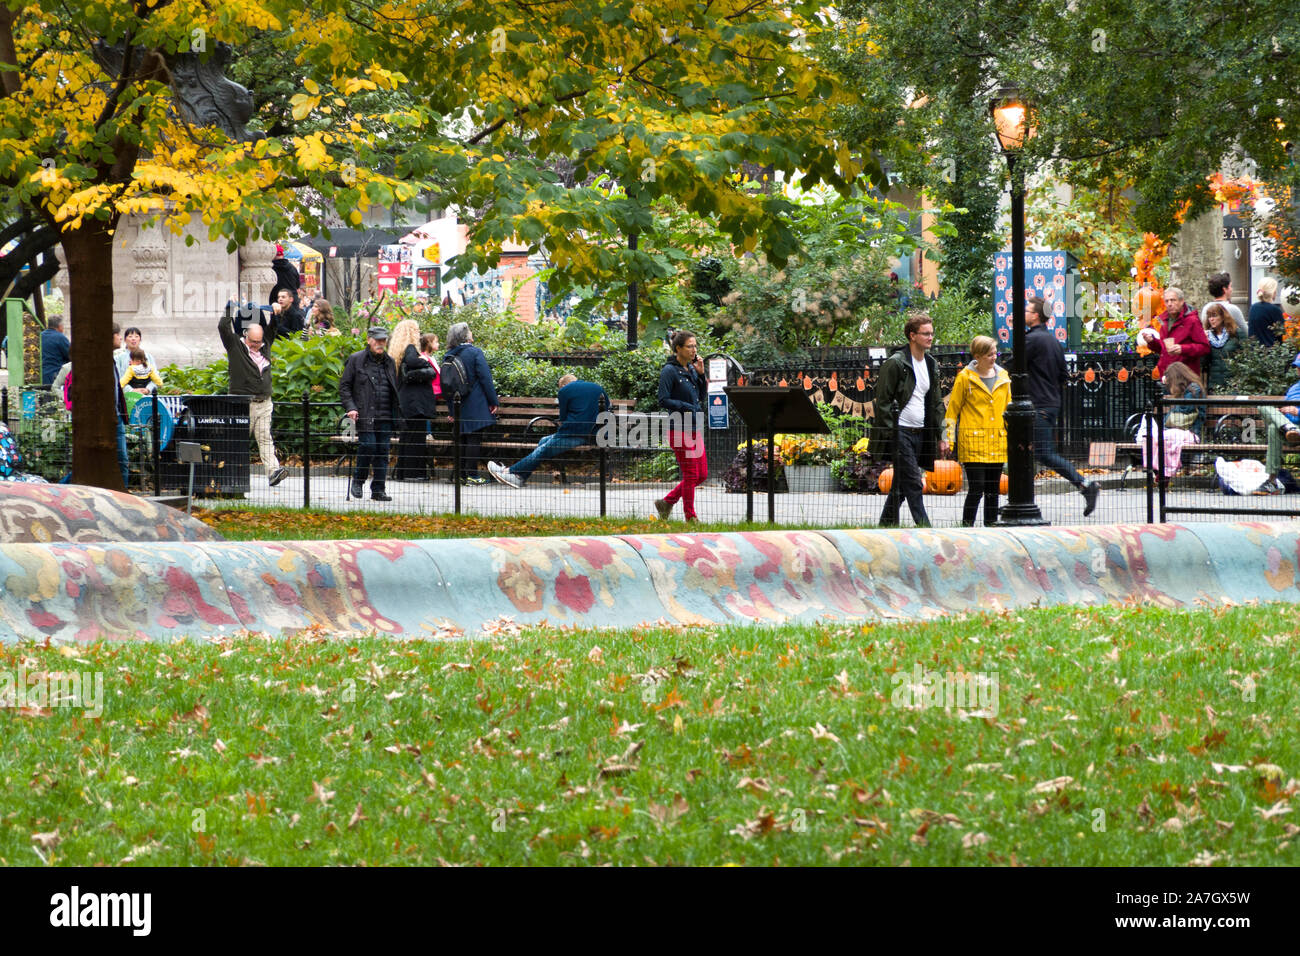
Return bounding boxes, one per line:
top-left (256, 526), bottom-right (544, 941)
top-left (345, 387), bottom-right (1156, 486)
top-left (1224, 339), bottom-right (1297, 396)
top-left (590, 345), bottom-right (668, 411)
top-left (628, 450), bottom-right (678, 482)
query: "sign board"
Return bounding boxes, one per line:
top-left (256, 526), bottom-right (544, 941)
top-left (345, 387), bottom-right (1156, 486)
top-left (708, 391), bottom-right (729, 429)
top-left (708, 358), bottom-right (728, 383)
top-left (991, 250), bottom-right (1078, 345)
top-left (1222, 214), bottom-right (1251, 242)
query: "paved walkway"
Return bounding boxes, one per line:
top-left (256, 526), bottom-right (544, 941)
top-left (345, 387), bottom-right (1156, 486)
top-left (196, 473), bottom-right (1300, 528)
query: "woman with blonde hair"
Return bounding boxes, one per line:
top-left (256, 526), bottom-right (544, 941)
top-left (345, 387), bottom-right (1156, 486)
top-left (943, 335), bottom-right (1010, 527)
top-left (387, 319), bottom-right (421, 363)
top-left (395, 331), bottom-right (442, 481)
top-left (1248, 277), bottom-right (1285, 346)
top-left (1161, 360), bottom-right (1205, 437)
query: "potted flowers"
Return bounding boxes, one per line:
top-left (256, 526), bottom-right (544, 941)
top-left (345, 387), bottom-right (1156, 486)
top-left (777, 434), bottom-right (839, 492)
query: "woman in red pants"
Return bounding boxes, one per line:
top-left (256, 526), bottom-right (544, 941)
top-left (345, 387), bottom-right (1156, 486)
top-left (654, 330), bottom-right (709, 522)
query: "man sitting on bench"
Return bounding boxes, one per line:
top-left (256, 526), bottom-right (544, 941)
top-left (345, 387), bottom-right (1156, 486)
top-left (1260, 351), bottom-right (1300, 494)
top-left (488, 374), bottom-right (610, 488)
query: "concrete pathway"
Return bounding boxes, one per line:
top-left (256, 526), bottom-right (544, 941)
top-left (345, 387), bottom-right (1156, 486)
top-left (198, 473), bottom-right (1300, 528)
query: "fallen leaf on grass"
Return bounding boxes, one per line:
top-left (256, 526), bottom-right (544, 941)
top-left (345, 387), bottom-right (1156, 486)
top-left (1211, 762), bottom-right (1247, 774)
top-left (1028, 776), bottom-right (1074, 795)
top-left (308, 780), bottom-right (335, 807)
top-left (962, 831), bottom-right (990, 849)
top-left (648, 794), bottom-right (689, 829)
top-left (736, 777), bottom-right (771, 795)
top-left (31, 830), bottom-right (60, 849)
top-left (810, 723), bottom-right (840, 743)
top-left (1256, 801), bottom-right (1292, 821)
top-left (348, 802), bottom-right (366, 830)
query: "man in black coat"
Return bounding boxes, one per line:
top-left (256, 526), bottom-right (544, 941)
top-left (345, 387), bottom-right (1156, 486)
top-left (870, 313), bottom-right (947, 527)
top-left (1026, 296), bottom-right (1099, 516)
top-left (340, 326), bottom-right (401, 501)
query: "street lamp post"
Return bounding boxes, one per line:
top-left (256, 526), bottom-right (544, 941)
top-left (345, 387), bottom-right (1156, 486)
top-left (991, 88), bottom-right (1047, 527)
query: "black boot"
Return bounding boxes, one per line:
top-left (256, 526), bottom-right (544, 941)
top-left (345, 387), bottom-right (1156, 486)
top-left (371, 486), bottom-right (392, 502)
top-left (349, 479), bottom-right (364, 499)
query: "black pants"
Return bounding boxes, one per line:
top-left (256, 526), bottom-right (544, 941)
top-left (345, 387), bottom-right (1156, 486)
top-left (353, 421), bottom-right (392, 491)
top-left (962, 462), bottom-right (1002, 526)
top-left (395, 416), bottom-right (433, 479)
top-left (879, 427), bottom-right (929, 527)
top-left (459, 430), bottom-right (483, 480)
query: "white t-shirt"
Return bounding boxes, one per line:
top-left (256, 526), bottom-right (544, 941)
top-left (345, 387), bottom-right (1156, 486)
top-left (899, 354), bottom-right (929, 428)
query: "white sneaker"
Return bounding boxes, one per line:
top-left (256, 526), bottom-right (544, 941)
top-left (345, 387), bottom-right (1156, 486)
top-left (488, 461), bottom-right (523, 489)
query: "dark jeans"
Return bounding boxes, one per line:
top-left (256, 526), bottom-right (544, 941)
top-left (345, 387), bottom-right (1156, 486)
top-left (460, 430), bottom-right (483, 480)
top-left (1033, 408), bottom-right (1084, 487)
top-left (962, 462), bottom-right (1002, 526)
top-left (354, 420), bottom-right (392, 490)
top-left (511, 433), bottom-right (589, 482)
top-left (395, 416), bottom-right (433, 480)
top-left (879, 426), bottom-right (929, 527)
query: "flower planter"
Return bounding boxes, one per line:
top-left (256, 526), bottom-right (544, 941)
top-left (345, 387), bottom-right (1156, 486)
top-left (784, 464), bottom-right (836, 493)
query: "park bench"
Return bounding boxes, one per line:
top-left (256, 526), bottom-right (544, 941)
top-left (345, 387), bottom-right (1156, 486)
top-left (328, 396), bottom-right (638, 483)
top-left (1089, 403), bottom-right (1271, 488)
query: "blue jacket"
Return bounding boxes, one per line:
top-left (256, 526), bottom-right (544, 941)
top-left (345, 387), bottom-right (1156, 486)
top-left (658, 359), bottom-right (706, 430)
top-left (444, 343), bottom-right (498, 434)
top-left (556, 380), bottom-right (610, 438)
top-left (41, 329), bottom-right (71, 386)
top-left (1286, 379), bottom-right (1300, 426)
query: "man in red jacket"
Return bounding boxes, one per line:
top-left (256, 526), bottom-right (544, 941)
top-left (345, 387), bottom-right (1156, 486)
top-left (1149, 287), bottom-right (1210, 377)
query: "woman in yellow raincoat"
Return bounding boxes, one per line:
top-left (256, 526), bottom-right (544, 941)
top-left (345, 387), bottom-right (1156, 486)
top-left (944, 335), bottom-right (1011, 527)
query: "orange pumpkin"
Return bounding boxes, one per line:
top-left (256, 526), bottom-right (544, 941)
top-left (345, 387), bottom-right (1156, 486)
top-left (999, 472), bottom-right (1009, 495)
top-left (1132, 285), bottom-right (1163, 325)
top-left (877, 467), bottom-right (893, 495)
top-left (923, 459), bottom-right (964, 495)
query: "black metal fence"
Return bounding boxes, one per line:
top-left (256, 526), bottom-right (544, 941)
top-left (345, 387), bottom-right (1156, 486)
top-left (5, 369), bottom-right (1300, 528)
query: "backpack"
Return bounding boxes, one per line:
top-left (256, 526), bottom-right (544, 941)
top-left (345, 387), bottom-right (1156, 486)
top-left (439, 350), bottom-right (473, 401)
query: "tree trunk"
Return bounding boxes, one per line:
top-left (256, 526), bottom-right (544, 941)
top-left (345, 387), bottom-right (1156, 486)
top-left (64, 218), bottom-right (124, 491)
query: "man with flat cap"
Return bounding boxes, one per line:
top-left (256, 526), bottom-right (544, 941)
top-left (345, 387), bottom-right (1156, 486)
top-left (340, 326), bottom-right (401, 501)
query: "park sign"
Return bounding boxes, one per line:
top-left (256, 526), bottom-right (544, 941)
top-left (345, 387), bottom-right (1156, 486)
top-left (992, 250), bottom-right (1080, 347)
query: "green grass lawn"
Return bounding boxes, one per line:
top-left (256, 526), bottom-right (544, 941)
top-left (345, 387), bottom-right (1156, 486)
top-left (3, 604), bottom-right (1297, 866)
top-left (195, 507), bottom-right (846, 541)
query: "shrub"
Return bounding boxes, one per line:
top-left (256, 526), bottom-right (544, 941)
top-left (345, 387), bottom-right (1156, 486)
top-left (591, 346), bottom-right (668, 410)
top-left (1224, 339), bottom-right (1297, 396)
top-left (628, 450), bottom-right (678, 482)
top-left (723, 440), bottom-right (786, 493)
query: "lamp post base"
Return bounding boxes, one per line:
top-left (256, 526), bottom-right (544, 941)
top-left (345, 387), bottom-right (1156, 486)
top-left (1001, 396), bottom-right (1049, 527)
top-left (997, 502), bottom-right (1049, 526)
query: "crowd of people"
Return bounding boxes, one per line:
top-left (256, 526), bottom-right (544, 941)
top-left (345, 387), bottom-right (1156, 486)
top-left (24, 255), bottom-right (1296, 513)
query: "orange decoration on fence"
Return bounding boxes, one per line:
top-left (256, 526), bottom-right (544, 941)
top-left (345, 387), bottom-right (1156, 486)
top-left (1084, 368), bottom-right (1096, 384)
top-left (802, 374), bottom-right (813, 390)
top-left (828, 372), bottom-right (838, 392)
top-left (1117, 368), bottom-right (1129, 383)
top-left (778, 378), bottom-right (788, 387)
top-left (1151, 367), bottom-right (1161, 380)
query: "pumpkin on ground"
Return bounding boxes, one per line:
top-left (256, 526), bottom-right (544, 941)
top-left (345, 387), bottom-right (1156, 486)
top-left (1000, 472), bottom-right (1009, 495)
top-left (877, 467), bottom-right (893, 495)
top-left (923, 459), bottom-right (963, 495)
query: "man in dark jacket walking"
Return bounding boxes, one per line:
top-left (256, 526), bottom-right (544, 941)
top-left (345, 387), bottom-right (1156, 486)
top-left (340, 326), bottom-right (401, 501)
top-left (219, 307), bottom-right (289, 487)
top-left (871, 313), bottom-right (948, 527)
top-left (1026, 296), bottom-right (1099, 515)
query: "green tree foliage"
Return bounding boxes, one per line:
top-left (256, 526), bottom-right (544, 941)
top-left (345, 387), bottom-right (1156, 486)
top-left (710, 192), bottom-right (951, 364)
top-left (836, 0), bottom-right (1300, 239)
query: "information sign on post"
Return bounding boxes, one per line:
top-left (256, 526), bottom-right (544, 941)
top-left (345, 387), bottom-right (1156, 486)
top-left (992, 249), bottom-right (1080, 347)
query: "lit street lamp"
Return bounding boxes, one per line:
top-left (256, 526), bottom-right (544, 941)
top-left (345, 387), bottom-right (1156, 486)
top-left (990, 87), bottom-right (1047, 526)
